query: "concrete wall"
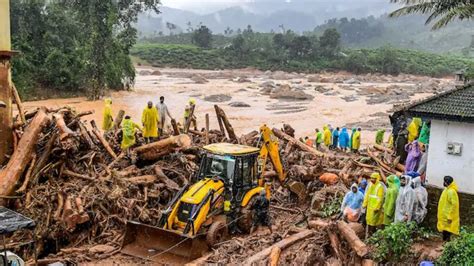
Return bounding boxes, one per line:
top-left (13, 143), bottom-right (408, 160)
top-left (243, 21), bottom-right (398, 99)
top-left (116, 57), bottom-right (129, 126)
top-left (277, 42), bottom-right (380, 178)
top-left (426, 120), bottom-right (474, 194)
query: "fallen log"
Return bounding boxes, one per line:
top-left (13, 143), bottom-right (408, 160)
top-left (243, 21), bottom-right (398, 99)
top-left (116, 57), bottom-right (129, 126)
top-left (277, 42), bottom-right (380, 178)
top-left (154, 166), bottom-right (180, 190)
top-left (373, 144), bottom-right (393, 153)
top-left (53, 113), bottom-right (75, 137)
top-left (63, 169), bottom-right (94, 181)
top-left (127, 175), bottom-right (157, 185)
top-left (171, 118), bottom-right (180, 136)
top-left (0, 108), bottom-right (50, 201)
top-left (337, 221), bottom-right (368, 257)
top-left (30, 132), bottom-right (57, 183)
top-left (272, 128), bottom-right (325, 157)
top-left (243, 229), bottom-right (314, 265)
top-left (54, 192), bottom-right (64, 221)
top-left (205, 114), bottom-right (210, 145)
top-left (184, 104), bottom-right (195, 133)
top-left (12, 84), bottom-right (26, 125)
top-left (16, 153), bottom-right (37, 193)
top-left (90, 120), bottom-right (117, 159)
top-left (308, 219), bottom-right (331, 230)
top-left (214, 106), bottom-right (226, 137)
top-left (269, 246), bottom-right (281, 266)
top-left (135, 134), bottom-right (192, 161)
top-left (214, 105), bottom-right (237, 141)
top-left (113, 110), bottom-right (125, 130)
top-left (327, 229), bottom-right (342, 260)
top-left (78, 121), bottom-right (95, 149)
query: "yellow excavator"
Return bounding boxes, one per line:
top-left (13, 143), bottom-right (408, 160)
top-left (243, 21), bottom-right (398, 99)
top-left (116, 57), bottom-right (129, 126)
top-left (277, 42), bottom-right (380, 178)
top-left (121, 125), bottom-right (306, 261)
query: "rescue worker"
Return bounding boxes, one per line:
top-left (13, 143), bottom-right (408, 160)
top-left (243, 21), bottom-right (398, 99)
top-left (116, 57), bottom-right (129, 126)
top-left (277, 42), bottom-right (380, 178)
top-left (331, 127), bottom-right (340, 150)
top-left (412, 177), bottom-right (427, 224)
top-left (305, 136), bottom-right (313, 147)
top-left (352, 128), bottom-right (361, 153)
top-left (359, 178), bottom-right (368, 195)
top-left (339, 127), bottom-right (350, 151)
top-left (251, 190), bottom-right (272, 233)
top-left (141, 101), bottom-right (159, 143)
top-left (417, 144), bottom-right (428, 182)
top-left (395, 126), bottom-right (409, 164)
top-left (341, 183), bottom-right (365, 222)
top-left (349, 128), bottom-right (356, 150)
top-left (394, 175), bottom-right (415, 222)
top-left (323, 125), bottom-right (331, 147)
top-left (405, 140), bottom-right (422, 174)
top-left (121, 115), bottom-right (141, 151)
top-left (437, 176), bottom-right (459, 241)
top-left (383, 175), bottom-right (399, 225)
top-left (315, 128), bottom-right (323, 150)
top-left (418, 121), bottom-right (430, 144)
top-left (407, 117), bottom-right (422, 143)
top-left (102, 98), bottom-right (114, 131)
top-left (184, 98), bottom-right (197, 130)
top-left (363, 173), bottom-right (385, 236)
top-left (375, 129), bottom-right (385, 145)
top-left (156, 96), bottom-right (173, 136)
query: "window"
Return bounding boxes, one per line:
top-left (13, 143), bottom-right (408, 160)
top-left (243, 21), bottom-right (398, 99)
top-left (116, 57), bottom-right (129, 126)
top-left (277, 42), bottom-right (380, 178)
top-left (199, 154), bottom-right (236, 184)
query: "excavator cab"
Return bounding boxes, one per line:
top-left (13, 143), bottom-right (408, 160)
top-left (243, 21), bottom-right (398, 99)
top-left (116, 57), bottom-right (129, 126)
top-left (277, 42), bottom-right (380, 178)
top-left (121, 127), bottom-right (306, 262)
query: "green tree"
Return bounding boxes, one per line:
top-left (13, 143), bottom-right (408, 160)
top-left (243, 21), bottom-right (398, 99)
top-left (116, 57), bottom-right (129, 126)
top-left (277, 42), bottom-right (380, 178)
top-left (289, 36), bottom-right (312, 59)
top-left (389, 0), bottom-right (473, 29)
top-left (319, 28), bottom-right (341, 58)
top-left (231, 35), bottom-right (246, 59)
top-left (192, 25), bottom-right (213, 48)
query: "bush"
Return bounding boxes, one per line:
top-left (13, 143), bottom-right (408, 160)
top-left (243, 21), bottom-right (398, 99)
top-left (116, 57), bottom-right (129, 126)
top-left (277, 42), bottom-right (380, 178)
top-left (437, 231), bottom-right (474, 265)
top-left (367, 222), bottom-right (417, 262)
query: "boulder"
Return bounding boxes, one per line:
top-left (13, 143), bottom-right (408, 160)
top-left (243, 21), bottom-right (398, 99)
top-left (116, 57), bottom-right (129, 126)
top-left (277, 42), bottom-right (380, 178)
top-left (344, 78), bottom-right (361, 84)
top-left (151, 70), bottom-right (162, 76)
top-left (139, 70), bottom-right (152, 76)
top-left (229, 101), bottom-right (251, 107)
top-left (269, 84), bottom-right (314, 100)
top-left (307, 75), bottom-right (320, 82)
top-left (203, 94), bottom-right (232, 102)
top-left (191, 74), bottom-right (209, 84)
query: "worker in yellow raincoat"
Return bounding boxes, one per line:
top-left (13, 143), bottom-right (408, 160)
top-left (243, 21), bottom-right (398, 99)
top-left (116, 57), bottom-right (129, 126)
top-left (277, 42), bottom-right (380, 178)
top-left (121, 115), bottom-right (141, 151)
top-left (323, 125), bottom-right (331, 147)
top-left (438, 176), bottom-right (460, 241)
top-left (363, 172), bottom-right (385, 236)
top-left (102, 98), bottom-right (114, 131)
top-left (352, 128), bottom-right (361, 153)
top-left (184, 98), bottom-right (197, 130)
top-left (407, 117), bottom-right (422, 143)
top-left (142, 101), bottom-right (159, 143)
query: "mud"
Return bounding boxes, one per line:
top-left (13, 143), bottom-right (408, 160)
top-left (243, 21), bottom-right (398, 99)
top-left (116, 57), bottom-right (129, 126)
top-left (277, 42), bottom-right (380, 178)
top-left (22, 67), bottom-right (455, 147)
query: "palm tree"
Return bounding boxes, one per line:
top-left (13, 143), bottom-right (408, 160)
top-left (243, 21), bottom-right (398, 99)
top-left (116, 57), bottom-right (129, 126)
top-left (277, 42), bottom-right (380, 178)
top-left (389, 0), bottom-right (474, 30)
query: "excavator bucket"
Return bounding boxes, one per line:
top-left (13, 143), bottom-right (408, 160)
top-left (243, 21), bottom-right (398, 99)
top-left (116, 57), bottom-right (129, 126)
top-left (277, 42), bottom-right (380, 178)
top-left (121, 221), bottom-right (209, 263)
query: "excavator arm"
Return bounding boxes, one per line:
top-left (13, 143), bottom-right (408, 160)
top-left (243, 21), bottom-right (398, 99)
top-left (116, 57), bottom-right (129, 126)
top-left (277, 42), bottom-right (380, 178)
top-left (258, 125), bottom-right (306, 201)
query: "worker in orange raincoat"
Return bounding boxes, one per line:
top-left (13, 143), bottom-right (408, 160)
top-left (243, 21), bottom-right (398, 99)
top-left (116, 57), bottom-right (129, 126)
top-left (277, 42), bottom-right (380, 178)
top-left (102, 98), bottom-right (114, 131)
top-left (438, 176), bottom-right (460, 241)
top-left (142, 101), bottom-right (159, 143)
top-left (363, 172), bottom-right (385, 235)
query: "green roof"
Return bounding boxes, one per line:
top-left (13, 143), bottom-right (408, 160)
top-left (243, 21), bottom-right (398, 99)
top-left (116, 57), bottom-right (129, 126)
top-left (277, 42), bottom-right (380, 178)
top-left (403, 85), bottom-right (474, 123)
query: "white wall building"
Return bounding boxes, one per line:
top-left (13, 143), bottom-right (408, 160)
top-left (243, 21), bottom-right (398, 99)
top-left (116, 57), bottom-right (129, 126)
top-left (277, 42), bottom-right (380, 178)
top-left (404, 85), bottom-right (474, 194)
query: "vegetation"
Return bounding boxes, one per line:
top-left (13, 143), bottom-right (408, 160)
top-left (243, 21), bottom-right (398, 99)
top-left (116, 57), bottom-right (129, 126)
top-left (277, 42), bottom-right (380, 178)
top-left (320, 196), bottom-right (343, 218)
top-left (438, 230), bottom-right (474, 265)
top-left (390, 0), bottom-right (473, 30)
top-left (191, 25), bottom-right (213, 48)
top-left (11, 0), bottom-right (159, 99)
top-left (368, 222), bottom-right (418, 262)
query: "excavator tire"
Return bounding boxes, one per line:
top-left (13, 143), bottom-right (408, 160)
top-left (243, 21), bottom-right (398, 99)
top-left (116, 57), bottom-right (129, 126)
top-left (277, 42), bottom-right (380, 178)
top-left (238, 196), bottom-right (257, 233)
top-left (206, 220), bottom-right (228, 247)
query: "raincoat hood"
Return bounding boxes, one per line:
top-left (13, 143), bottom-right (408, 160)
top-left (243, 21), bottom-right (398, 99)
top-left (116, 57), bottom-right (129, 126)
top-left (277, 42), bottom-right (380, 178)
top-left (352, 128), bottom-right (356, 133)
top-left (447, 181), bottom-right (458, 192)
top-left (351, 183), bottom-right (358, 191)
top-left (413, 117), bottom-right (422, 127)
top-left (412, 177), bottom-right (422, 188)
top-left (341, 128), bottom-right (348, 134)
top-left (387, 175), bottom-right (396, 187)
top-left (370, 172), bottom-right (381, 183)
top-left (104, 98), bottom-right (112, 105)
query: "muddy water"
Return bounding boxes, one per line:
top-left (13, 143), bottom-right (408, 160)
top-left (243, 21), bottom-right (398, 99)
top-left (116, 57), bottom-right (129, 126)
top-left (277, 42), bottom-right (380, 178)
top-left (22, 67), bottom-right (452, 146)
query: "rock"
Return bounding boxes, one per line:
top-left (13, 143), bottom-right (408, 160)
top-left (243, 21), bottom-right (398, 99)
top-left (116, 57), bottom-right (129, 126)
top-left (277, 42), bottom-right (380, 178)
top-left (314, 85), bottom-right (332, 93)
top-left (229, 101), bottom-right (251, 107)
top-left (269, 84), bottom-right (314, 100)
top-left (139, 70), bottom-right (152, 76)
top-left (191, 74), bottom-right (209, 84)
top-left (344, 78), bottom-right (361, 84)
top-left (260, 87), bottom-right (273, 95)
top-left (151, 70), bottom-right (162, 76)
top-left (236, 77), bottom-right (251, 83)
top-left (307, 75), bottom-right (320, 82)
top-left (341, 95), bottom-right (358, 102)
top-left (319, 77), bottom-right (331, 83)
top-left (203, 94), bottom-right (232, 102)
top-left (260, 81), bottom-right (276, 88)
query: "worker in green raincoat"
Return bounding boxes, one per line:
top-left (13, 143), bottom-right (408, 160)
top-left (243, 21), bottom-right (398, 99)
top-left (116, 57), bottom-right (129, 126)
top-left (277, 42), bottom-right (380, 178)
top-left (102, 98), bottom-right (114, 131)
top-left (121, 115), bottom-right (141, 150)
top-left (363, 172), bottom-right (385, 235)
top-left (375, 129), bottom-right (385, 145)
top-left (383, 175), bottom-right (399, 225)
top-left (315, 128), bottom-right (323, 149)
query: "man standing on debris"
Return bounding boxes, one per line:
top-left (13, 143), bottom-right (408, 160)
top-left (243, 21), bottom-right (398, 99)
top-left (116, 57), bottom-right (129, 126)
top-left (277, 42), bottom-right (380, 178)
top-left (395, 175), bottom-right (415, 222)
top-left (417, 144), bottom-right (429, 182)
top-left (184, 98), bottom-right (197, 130)
top-left (142, 101), bottom-right (159, 143)
top-left (349, 128), bottom-right (356, 150)
top-left (305, 136), bottom-right (313, 147)
top-left (395, 125), bottom-right (409, 164)
top-left (102, 98), bottom-right (114, 131)
top-left (405, 140), bottom-right (422, 174)
top-left (383, 175), bottom-right (399, 226)
top-left (251, 190), bottom-right (272, 233)
top-left (375, 129), bottom-right (385, 145)
top-left (315, 128), bottom-right (323, 150)
top-left (156, 96), bottom-right (173, 136)
top-left (341, 183), bottom-right (365, 222)
top-left (412, 177), bottom-right (427, 224)
top-left (323, 125), bottom-right (331, 147)
top-left (437, 176), bottom-right (459, 241)
top-left (331, 127), bottom-right (340, 150)
top-left (352, 128), bottom-right (361, 153)
top-left (339, 127), bottom-right (350, 151)
top-left (407, 117), bottom-right (422, 143)
top-left (121, 115), bottom-right (141, 151)
top-left (363, 173), bottom-right (385, 235)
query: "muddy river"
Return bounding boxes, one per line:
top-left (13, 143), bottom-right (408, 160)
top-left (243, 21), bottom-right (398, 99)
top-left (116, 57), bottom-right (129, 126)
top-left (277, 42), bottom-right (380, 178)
top-left (22, 67), bottom-right (454, 146)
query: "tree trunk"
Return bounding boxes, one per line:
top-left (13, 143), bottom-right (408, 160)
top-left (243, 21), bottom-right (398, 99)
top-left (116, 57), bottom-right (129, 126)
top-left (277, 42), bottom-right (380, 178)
top-left (336, 221), bottom-right (368, 257)
top-left (269, 246), bottom-right (281, 266)
top-left (272, 127), bottom-right (325, 157)
top-left (154, 165), bottom-right (180, 190)
top-left (214, 105), bottom-right (226, 137)
top-left (205, 113), bottom-right (209, 145)
top-left (171, 118), bottom-right (180, 136)
top-left (113, 110), bottom-right (125, 130)
top-left (243, 229), bottom-right (314, 265)
top-left (11, 84), bottom-right (26, 125)
top-left (0, 108), bottom-right (50, 200)
top-left (214, 105), bottom-right (237, 141)
top-left (127, 175), bottom-right (157, 185)
top-left (135, 134), bottom-right (192, 161)
top-left (90, 120), bottom-right (117, 159)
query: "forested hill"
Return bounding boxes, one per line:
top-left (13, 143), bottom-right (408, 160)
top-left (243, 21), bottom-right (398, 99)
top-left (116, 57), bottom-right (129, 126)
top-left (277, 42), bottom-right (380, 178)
top-left (312, 15), bottom-right (474, 54)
